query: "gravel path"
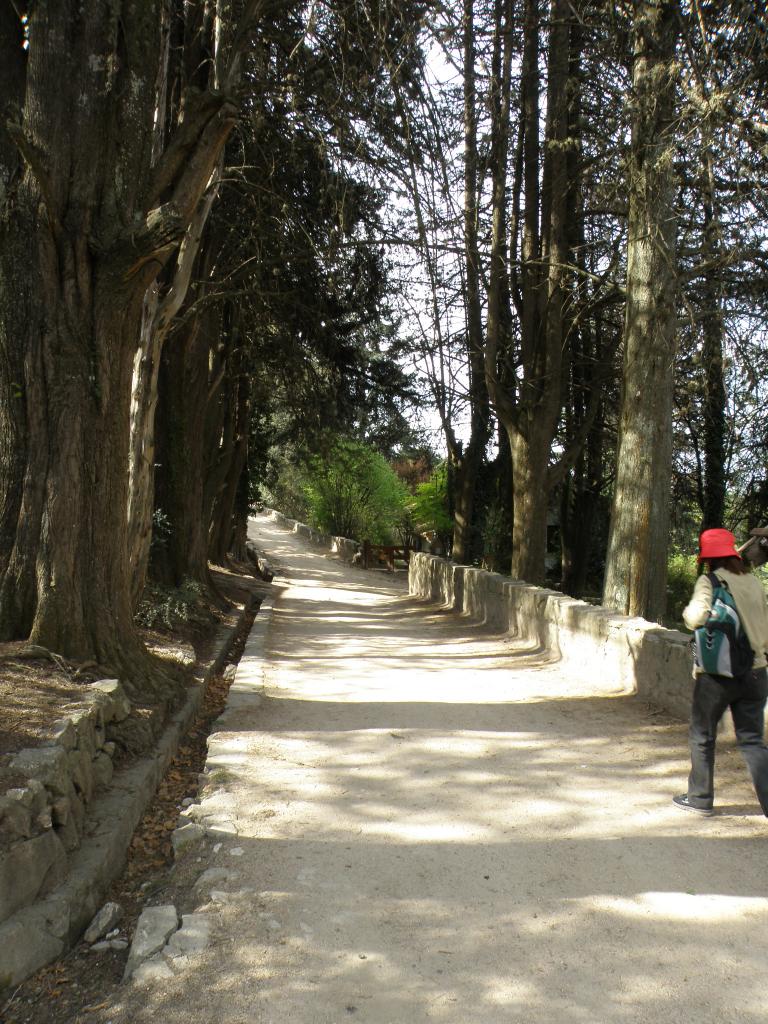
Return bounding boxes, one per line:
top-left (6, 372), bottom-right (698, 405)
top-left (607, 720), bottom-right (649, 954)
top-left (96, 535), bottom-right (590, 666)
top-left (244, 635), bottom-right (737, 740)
top-left (108, 514), bottom-right (768, 1024)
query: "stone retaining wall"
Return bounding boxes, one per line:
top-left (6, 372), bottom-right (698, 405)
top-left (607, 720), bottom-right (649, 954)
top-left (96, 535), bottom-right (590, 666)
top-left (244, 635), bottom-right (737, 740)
top-left (409, 552), bottom-right (694, 721)
top-left (0, 680), bottom-right (131, 928)
top-left (0, 618), bottom-right (244, 991)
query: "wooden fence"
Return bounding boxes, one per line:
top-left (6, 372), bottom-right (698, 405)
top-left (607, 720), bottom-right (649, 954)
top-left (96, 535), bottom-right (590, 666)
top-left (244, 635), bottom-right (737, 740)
top-left (361, 541), bottom-right (411, 572)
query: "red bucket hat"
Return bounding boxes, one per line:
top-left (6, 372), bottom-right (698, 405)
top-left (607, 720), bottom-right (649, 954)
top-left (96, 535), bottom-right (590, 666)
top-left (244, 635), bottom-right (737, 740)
top-left (698, 528), bottom-right (740, 561)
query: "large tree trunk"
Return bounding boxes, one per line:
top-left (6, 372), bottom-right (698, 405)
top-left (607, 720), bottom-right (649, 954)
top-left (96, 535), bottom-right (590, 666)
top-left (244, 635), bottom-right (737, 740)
top-left (508, 427), bottom-right (551, 581)
top-left (700, 147), bottom-right (726, 530)
top-left (0, 3), bottom-right (241, 697)
top-left (128, 169), bottom-right (223, 605)
top-left (151, 312), bottom-right (213, 591)
top-left (208, 309), bottom-right (250, 565)
top-left (0, 8), bottom-right (43, 637)
top-left (451, 0), bottom-right (491, 565)
top-left (126, 0), bottom-right (247, 604)
top-left (603, 0), bottom-right (680, 621)
top-left (484, 0), bottom-right (571, 585)
top-left (0, 3), bottom-right (166, 682)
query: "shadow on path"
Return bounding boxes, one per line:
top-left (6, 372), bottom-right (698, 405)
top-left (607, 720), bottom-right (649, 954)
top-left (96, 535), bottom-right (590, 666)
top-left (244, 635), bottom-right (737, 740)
top-left (104, 515), bottom-right (768, 1024)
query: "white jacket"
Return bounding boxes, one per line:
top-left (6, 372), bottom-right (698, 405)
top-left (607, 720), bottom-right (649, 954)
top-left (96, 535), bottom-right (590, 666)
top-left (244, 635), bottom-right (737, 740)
top-left (683, 568), bottom-right (768, 672)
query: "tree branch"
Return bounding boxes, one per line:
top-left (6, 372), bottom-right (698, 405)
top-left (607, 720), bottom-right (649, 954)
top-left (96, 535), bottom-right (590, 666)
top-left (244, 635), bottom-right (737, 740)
top-left (120, 201), bottom-right (185, 278)
top-left (144, 89), bottom-right (227, 209)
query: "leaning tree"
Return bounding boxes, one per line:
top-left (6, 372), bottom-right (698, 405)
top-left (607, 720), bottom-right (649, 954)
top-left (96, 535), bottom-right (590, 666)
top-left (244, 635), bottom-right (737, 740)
top-left (0, 1), bottom-right (258, 696)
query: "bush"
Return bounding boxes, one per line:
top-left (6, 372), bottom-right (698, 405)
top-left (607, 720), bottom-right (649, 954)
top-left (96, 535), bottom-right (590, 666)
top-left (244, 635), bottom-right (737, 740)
top-left (262, 457), bottom-right (310, 522)
top-left (666, 551), bottom-right (698, 628)
top-left (407, 463), bottom-right (453, 550)
top-left (304, 439), bottom-right (409, 544)
top-left (135, 579), bottom-right (216, 632)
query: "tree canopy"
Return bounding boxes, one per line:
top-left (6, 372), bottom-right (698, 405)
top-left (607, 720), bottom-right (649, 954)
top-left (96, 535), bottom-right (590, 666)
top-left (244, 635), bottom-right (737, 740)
top-left (1, 0), bottom-right (768, 698)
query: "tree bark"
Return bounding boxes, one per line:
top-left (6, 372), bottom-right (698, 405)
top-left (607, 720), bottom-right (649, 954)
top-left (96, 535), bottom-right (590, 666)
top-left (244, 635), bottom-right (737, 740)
top-left (484, 0), bottom-right (572, 585)
top-left (208, 306), bottom-right (250, 565)
top-left (452, 0), bottom-right (491, 565)
top-left (603, 0), bottom-right (680, 621)
top-left (700, 147), bottom-right (726, 530)
top-left (151, 310), bottom-right (214, 591)
top-left (0, 2), bottom-right (243, 696)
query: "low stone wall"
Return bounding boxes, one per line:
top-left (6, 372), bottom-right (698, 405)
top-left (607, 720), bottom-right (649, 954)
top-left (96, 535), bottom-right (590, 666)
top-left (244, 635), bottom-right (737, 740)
top-left (409, 553), bottom-right (694, 721)
top-left (0, 680), bottom-right (131, 928)
top-left (0, 619), bottom-right (244, 991)
top-left (265, 509), bottom-right (359, 562)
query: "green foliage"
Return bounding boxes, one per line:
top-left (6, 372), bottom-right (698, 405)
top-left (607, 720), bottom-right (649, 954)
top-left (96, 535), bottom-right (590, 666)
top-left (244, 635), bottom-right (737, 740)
top-left (262, 450), bottom-right (311, 523)
top-left (135, 579), bottom-right (215, 633)
top-left (408, 463), bottom-right (453, 547)
top-left (666, 551), bottom-right (699, 628)
top-left (303, 439), bottom-right (409, 544)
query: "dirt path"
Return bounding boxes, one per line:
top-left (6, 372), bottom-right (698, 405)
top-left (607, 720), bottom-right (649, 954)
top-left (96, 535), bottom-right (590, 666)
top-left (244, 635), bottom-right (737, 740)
top-left (108, 515), bottom-right (768, 1024)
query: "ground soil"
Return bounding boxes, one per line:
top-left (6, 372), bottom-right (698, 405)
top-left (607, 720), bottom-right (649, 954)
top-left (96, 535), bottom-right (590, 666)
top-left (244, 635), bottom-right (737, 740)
top-left (5, 526), bottom-right (768, 1024)
top-left (91, 519), bottom-right (768, 1023)
top-left (0, 562), bottom-right (268, 1024)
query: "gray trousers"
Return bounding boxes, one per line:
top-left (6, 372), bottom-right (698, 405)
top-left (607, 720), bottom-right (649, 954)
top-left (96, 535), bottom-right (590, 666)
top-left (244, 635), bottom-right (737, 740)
top-left (687, 667), bottom-right (768, 814)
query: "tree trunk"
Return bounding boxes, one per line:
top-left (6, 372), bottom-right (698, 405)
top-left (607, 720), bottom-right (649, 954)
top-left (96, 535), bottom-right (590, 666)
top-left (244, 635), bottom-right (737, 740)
top-left (0, 2), bottom-right (241, 697)
top-left (151, 313), bottom-right (213, 591)
top-left (0, 8), bottom-right (42, 637)
top-left (603, 0), bottom-right (680, 621)
top-left (230, 457), bottom-right (250, 563)
top-left (700, 148), bottom-right (726, 530)
top-left (484, 0), bottom-right (571, 586)
top-left (508, 426), bottom-right (550, 581)
top-left (452, 0), bottom-right (491, 565)
top-left (128, 170), bottom-right (223, 605)
top-left (208, 320), bottom-right (250, 565)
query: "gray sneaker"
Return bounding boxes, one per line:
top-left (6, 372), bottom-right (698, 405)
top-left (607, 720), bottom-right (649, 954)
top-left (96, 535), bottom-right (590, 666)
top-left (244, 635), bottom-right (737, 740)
top-left (673, 794), bottom-right (714, 816)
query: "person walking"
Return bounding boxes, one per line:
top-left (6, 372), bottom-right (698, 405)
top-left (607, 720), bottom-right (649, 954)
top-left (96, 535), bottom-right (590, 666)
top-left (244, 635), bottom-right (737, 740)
top-left (675, 528), bottom-right (768, 817)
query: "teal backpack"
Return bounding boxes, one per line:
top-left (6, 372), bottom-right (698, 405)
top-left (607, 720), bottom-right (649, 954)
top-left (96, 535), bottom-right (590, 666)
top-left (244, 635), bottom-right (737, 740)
top-left (692, 573), bottom-right (754, 678)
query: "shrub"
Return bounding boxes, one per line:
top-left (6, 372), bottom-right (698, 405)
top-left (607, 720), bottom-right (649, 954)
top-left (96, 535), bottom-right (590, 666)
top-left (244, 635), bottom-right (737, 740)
top-left (407, 463), bottom-right (453, 550)
top-left (666, 551), bottom-right (699, 628)
top-left (304, 439), bottom-right (409, 544)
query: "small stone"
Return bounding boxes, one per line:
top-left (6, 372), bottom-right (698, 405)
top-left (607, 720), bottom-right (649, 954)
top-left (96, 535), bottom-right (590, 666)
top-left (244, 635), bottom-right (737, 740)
top-left (91, 751), bottom-right (114, 789)
top-left (109, 939), bottom-right (129, 951)
top-left (171, 823), bottom-right (205, 855)
top-left (106, 928), bottom-right (120, 939)
top-left (0, 796), bottom-right (33, 839)
top-left (193, 867), bottom-right (235, 891)
top-left (55, 810), bottom-right (81, 853)
top-left (6, 787), bottom-right (36, 808)
top-left (102, 741), bottom-right (117, 757)
top-left (228, 847), bottom-right (244, 857)
top-left (35, 807), bottom-right (53, 830)
top-left (51, 798), bottom-right (70, 826)
top-left (123, 906), bottom-right (179, 980)
top-left (84, 902), bottom-right (123, 944)
top-left (181, 797), bottom-right (194, 807)
top-left (132, 955), bottom-right (174, 984)
top-left (164, 913), bottom-right (212, 957)
top-left (50, 718), bottom-right (77, 751)
top-left (90, 941), bottom-right (112, 952)
top-left (67, 709), bottom-right (98, 759)
top-left (10, 747), bottom-right (69, 797)
top-left (210, 820), bottom-right (238, 835)
top-left (66, 748), bottom-right (94, 803)
top-left (0, 830), bottom-right (67, 922)
top-left (90, 679), bottom-right (131, 723)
